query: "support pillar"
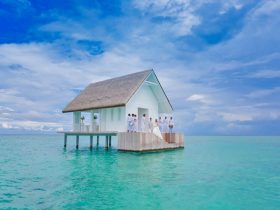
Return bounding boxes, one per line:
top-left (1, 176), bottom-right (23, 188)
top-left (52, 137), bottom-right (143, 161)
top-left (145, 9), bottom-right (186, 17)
top-left (76, 135), bottom-right (79, 149)
top-left (90, 136), bottom-right (93, 149)
top-left (97, 136), bottom-right (99, 146)
top-left (109, 136), bottom-right (112, 147)
top-left (105, 136), bottom-right (109, 149)
top-left (64, 134), bottom-right (67, 148)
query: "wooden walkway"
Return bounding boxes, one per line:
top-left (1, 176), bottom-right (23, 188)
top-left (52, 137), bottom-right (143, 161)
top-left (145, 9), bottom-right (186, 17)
top-left (58, 131), bottom-right (118, 149)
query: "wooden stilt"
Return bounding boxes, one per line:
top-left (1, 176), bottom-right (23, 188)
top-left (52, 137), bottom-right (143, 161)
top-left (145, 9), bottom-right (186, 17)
top-left (64, 134), bottom-right (67, 148)
top-left (105, 136), bottom-right (109, 149)
top-left (90, 135), bottom-right (93, 149)
top-left (76, 135), bottom-right (79, 149)
top-left (109, 136), bottom-right (112, 147)
top-left (60, 132), bottom-right (119, 149)
top-left (97, 136), bottom-right (99, 146)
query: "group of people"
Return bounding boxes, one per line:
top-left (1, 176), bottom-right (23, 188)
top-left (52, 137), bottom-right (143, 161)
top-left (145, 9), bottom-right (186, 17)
top-left (127, 113), bottom-right (174, 136)
top-left (127, 113), bottom-right (139, 132)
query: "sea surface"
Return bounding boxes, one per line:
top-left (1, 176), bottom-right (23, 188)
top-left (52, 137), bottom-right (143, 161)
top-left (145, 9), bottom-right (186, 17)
top-left (0, 135), bottom-right (279, 210)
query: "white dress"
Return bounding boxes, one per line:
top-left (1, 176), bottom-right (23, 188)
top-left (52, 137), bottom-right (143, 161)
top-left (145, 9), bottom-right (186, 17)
top-left (153, 122), bottom-right (163, 139)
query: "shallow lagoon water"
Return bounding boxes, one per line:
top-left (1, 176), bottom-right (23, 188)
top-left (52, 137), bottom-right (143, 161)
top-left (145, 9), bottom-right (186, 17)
top-left (0, 135), bottom-right (280, 209)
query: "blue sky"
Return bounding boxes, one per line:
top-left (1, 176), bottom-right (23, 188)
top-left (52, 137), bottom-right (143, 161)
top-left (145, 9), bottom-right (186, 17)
top-left (0, 0), bottom-right (280, 135)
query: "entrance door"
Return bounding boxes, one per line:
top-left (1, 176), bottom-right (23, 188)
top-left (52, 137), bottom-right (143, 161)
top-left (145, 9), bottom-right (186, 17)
top-left (138, 108), bottom-right (149, 131)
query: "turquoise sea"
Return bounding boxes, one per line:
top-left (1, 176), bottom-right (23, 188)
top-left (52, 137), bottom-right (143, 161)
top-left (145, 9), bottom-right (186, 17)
top-left (0, 135), bottom-right (279, 210)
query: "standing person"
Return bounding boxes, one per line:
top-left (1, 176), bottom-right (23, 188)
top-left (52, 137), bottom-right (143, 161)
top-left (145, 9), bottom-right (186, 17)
top-left (127, 113), bottom-right (132, 132)
top-left (130, 114), bottom-right (134, 132)
top-left (148, 117), bottom-right (153, 133)
top-left (133, 114), bottom-right (138, 132)
top-left (141, 114), bottom-right (146, 132)
top-left (163, 116), bottom-right (169, 133)
top-left (169, 117), bottom-right (174, 133)
top-left (159, 116), bottom-right (164, 133)
top-left (131, 114), bottom-right (135, 132)
top-left (153, 119), bottom-right (163, 139)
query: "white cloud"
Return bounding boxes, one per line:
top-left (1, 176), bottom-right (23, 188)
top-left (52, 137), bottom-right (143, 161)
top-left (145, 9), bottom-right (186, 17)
top-left (249, 70), bottom-right (280, 78)
top-left (186, 94), bottom-right (214, 104)
top-left (219, 0), bottom-right (243, 14)
top-left (0, 88), bottom-right (35, 108)
top-left (252, 0), bottom-right (280, 17)
top-left (187, 94), bottom-right (205, 101)
top-left (208, 53), bottom-right (280, 73)
top-left (40, 19), bottom-right (95, 40)
top-left (193, 110), bottom-right (216, 122)
top-left (0, 120), bottom-right (63, 131)
top-left (246, 87), bottom-right (280, 98)
top-left (133, 0), bottom-right (248, 36)
top-left (219, 112), bottom-right (254, 122)
top-left (57, 127), bottom-right (64, 132)
top-left (133, 0), bottom-right (201, 36)
top-left (1, 122), bottom-right (13, 129)
top-left (0, 106), bottom-right (14, 112)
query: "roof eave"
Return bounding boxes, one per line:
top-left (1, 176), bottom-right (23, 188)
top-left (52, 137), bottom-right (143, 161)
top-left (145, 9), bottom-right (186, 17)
top-left (153, 71), bottom-right (174, 111)
top-left (62, 104), bottom-right (126, 113)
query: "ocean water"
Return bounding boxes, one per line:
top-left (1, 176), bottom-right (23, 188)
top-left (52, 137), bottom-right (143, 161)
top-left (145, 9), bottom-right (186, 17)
top-left (0, 135), bottom-right (279, 210)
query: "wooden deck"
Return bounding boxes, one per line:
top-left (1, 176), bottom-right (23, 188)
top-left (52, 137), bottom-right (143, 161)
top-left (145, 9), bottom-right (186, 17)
top-left (118, 132), bottom-right (184, 152)
top-left (59, 131), bottom-right (184, 151)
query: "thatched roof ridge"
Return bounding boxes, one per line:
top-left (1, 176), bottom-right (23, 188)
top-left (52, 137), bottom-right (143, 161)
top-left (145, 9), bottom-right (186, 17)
top-left (63, 69), bottom-right (153, 113)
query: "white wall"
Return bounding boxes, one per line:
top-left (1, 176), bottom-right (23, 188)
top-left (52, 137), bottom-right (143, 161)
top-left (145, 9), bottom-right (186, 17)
top-left (73, 112), bottom-right (81, 131)
top-left (126, 83), bottom-right (159, 120)
top-left (100, 106), bottom-right (126, 132)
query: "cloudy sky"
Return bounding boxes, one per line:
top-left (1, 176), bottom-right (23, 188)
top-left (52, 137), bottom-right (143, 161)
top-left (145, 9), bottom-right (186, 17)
top-left (0, 0), bottom-right (280, 135)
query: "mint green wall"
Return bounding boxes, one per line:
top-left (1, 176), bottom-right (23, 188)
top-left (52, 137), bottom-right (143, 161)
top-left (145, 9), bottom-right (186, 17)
top-left (73, 112), bottom-right (81, 131)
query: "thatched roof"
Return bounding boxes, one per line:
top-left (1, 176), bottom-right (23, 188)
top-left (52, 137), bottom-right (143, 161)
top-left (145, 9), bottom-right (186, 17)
top-left (63, 69), bottom-right (154, 113)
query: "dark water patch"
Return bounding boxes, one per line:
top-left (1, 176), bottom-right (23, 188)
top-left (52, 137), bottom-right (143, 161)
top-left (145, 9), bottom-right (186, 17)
top-left (33, 188), bottom-right (46, 192)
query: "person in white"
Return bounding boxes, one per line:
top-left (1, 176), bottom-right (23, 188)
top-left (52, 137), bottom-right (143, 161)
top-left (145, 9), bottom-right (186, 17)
top-left (131, 114), bottom-right (134, 132)
top-left (163, 116), bottom-right (169, 133)
top-left (143, 115), bottom-right (148, 132)
top-left (144, 114), bottom-right (150, 132)
top-left (153, 119), bottom-right (163, 139)
top-left (141, 114), bottom-right (146, 132)
top-left (132, 115), bottom-right (135, 132)
top-left (159, 116), bottom-right (164, 133)
top-left (148, 117), bottom-right (153, 133)
top-left (133, 114), bottom-right (138, 132)
top-left (127, 113), bottom-right (133, 132)
top-left (92, 114), bottom-right (99, 132)
top-left (169, 117), bottom-right (174, 133)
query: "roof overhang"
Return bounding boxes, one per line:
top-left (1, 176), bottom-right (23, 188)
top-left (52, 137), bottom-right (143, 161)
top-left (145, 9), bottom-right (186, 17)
top-left (62, 104), bottom-right (126, 113)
